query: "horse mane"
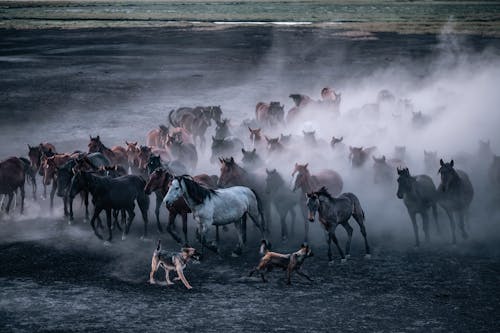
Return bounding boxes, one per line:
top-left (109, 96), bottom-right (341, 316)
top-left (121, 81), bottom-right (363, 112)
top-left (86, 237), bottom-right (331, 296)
top-left (315, 186), bottom-right (334, 201)
top-left (179, 175), bottom-right (216, 204)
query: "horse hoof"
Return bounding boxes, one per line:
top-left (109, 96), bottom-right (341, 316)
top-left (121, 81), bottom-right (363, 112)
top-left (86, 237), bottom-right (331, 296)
top-left (341, 258), bottom-right (347, 264)
top-left (67, 219), bottom-right (73, 225)
top-left (345, 254), bottom-right (351, 258)
top-left (121, 235), bottom-right (127, 241)
top-left (231, 252), bottom-right (240, 258)
top-left (103, 241), bottom-right (112, 247)
top-left (364, 254), bottom-right (371, 259)
top-left (328, 260), bottom-right (335, 266)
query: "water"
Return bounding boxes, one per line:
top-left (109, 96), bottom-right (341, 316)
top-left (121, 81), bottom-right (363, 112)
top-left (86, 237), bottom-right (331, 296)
top-left (1, 1), bottom-right (499, 35)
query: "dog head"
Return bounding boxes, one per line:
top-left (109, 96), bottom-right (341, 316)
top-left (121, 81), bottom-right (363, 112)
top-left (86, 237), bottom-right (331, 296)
top-left (296, 243), bottom-right (314, 259)
top-left (182, 246), bottom-right (201, 262)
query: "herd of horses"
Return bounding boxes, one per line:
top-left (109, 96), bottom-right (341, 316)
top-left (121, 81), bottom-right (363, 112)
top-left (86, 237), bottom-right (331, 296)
top-left (1, 87), bottom-right (498, 262)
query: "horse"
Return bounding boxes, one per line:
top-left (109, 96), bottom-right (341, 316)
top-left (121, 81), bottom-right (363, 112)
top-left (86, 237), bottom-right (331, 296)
top-left (56, 153), bottom-right (110, 222)
top-left (125, 141), bottom-right (140, 171)
top-left (146, 125), bottom-right (169, 148)
top-left (210, 136), bottom-right (244, 164)
top-left (162, 175), bottom-right (266, 256)
top-left (265, 169), bottom-right (300, 241)
top-left (88, 135), bottom-right (128, 167)
top-left (0, 157), bottom-right (26, 214)
top-left (241, 148), bottom-right (264, 170)
top-left (248, 127), bottom-right (264, 148)
top-left (165, 135), bottom-right (198, 171)
top-left (255, 101), bottom-right (285, 127)
top-left (147, 154), bottom-right (188, 176)
top-left (437, 159), bottom-right (474, 244)
top-left (214, 118), bottom-right (231, 139)
top-left (292, 163), bottom-right (344, 241)
top-left (42, 153), bottom-right (75, 210)
top-left (286, 94), bottom-right (313, 123)
top-left (306, 187), bottom-right (370, 263)
top-left (396, 167), bottom-right (440, 247)
top-left (218, 157), bottom-right (271, 234)
top-left (137, 146), bottom-right (170, 173)
top-left (372, 155), bottom-right (396, 185)
top-left (145, 168), bottom-right (218, 244)
top-left (27, 143), bottom-right (56, 198)
top-left (349, 146), bottom-right (376, 168)
top-left (168, 106), bottom-right (222, 130)
top-left (265, 136), bottom-right (285, 154)
top-left (69, 171), bottom-right (149, 243)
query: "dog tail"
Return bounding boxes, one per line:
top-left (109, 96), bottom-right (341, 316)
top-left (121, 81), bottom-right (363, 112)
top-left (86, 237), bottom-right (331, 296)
top-left (259, 239), bottom-right (270, 255)
top-left (156, 239), bottom-right (161, 252)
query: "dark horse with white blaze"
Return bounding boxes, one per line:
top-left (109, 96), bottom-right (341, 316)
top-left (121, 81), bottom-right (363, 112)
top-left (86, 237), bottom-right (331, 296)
top-left (163, 175), bottom-right (266, 256)
top-left (306, 187), bottom-right (370, 263)
top-left (69, 171), bottom-right (150, 243)
top-left (437, 159), bottom-right (474, 244)
top-left (396, 167), bottom-right (440, 247)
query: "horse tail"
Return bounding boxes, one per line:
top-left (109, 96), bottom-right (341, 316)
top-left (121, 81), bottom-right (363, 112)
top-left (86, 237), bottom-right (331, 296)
top-left (251, 188), bottom-right (266, 233)
top-left (168, 109), bottom-right (179, 127)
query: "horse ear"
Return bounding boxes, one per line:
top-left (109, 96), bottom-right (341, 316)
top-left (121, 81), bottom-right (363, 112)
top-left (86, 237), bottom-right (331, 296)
top-left (230, 157), bottom-right (234, 163)
top-left (265, 136), bottom-right (270, 142)
top-left (114, 165), bottom-right (118, 171)
top-left (125, 141), bottom-right (129, 145)
top-left (248, 127), bottom-right (252, 132)
top-left (89, 135), bottom-right (92, 140)
top-left (397, 167), bottom-right (401, 175)
top-left (440, 159), bottom-right (444, 166)
top-left (304, 163), bottom-right (308, 169)
top-left (212, 136), bottom-right (215, 140)
top-left (252, 148), bottom-right (256, 153)
top-left (241, 148), bottom-right (246, 154)
top-left (450, 160), bottom-right (454, 167)
top-left (218, 157), bottom-right (223, 164)
top-left (133, 142), bottom-right (137, 146)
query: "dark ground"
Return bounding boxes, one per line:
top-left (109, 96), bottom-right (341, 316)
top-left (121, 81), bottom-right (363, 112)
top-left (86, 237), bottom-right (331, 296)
top-left (1, 27), bottom-right (500, 332)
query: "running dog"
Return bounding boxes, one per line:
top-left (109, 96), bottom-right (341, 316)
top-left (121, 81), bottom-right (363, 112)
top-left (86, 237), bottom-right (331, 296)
top-left (249, 240), bottom-right (313, 285)
top-left (149, 240), bottom-right (200, 289)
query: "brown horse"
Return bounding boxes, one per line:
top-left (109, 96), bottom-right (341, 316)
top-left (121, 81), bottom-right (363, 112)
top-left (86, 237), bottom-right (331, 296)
top-left (292, 163), bottom-right (344, 241)
top-left (88, 135), bottom-right (128, 166)
top-left (255, 101), bottom-right (285, 127)
top-left (170, 127), bottom-right (194, 145)
top-left (286, 94), bottom-right (313, 123)
top-left (248, 127), bottom-right (263, 148)
top-left (0, 157), bottom-right (26, 214)
top-left (28, 142), bottom-right (56, 198)
top-left (42, 153), bottom-right (74, 209)
top-left (265, 136), bottom-right (285, 154)
top-left (144, 168), bottom-right (217, 244)
top-left (137, 146), bottom-right (171, 173)
top-left (125, 141), bottom-right (140, 170)
top-left (146, 125), bottom-right (169, 148)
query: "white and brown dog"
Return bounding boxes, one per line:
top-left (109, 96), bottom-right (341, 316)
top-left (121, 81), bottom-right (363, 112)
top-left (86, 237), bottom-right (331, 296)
top-left (149, 240), bottom-right (200, 289)
top-left (249, 240), bottom-right (313, 285)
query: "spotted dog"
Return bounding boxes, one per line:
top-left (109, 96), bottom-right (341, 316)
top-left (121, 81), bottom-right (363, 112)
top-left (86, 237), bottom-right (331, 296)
top-left (149, 240), bottom-right (200, 289)
top-left (249, 240), bottom-right (313, 285)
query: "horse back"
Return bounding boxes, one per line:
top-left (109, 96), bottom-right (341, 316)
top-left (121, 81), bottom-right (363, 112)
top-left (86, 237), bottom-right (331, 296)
top-left (315, 170), bottom-right (343, 195)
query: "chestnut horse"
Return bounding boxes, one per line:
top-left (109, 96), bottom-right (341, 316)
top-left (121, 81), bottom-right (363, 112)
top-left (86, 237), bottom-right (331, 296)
top-left (255, 101), bottom-right (285, 127)
top-left (0, 157), bottom-right (26, 214)
top-left (27, 142), bottom-right (56, 198)
top-left (146, 125), bottom-right (169, 148)
top-left (88, 135), bottom-right (128, 166)
top-left (292, 163), bottom-right (344, 241)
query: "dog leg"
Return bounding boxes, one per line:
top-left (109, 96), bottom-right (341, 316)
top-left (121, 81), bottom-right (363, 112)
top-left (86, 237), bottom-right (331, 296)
top-left (165, 269), bottom-right (174, 286)
top-left (176, 265), bottom-right (192, 289)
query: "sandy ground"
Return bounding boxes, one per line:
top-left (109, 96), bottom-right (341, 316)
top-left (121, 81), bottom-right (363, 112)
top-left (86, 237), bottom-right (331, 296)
top-left (1, 26), bottom-right (500, 332)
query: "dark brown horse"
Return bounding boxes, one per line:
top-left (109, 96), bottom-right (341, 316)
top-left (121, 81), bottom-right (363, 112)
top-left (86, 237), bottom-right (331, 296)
top-left (125, 141), bottom-right (140, 169)
top-left (255, 101), bottom-right (285, 127)
top-left (349, 146), bottom-right (377, 168)
top-left (27, 142), bottom-right (56, 198)
top-left (146, 125), bottom-right (169, 148)
top-left (292, 163), bottom-right (344, 241)
top-left (144, 168), bottom-right (217, 244)
top-left (437, 159), bottom-right (474, 244)
top-left (42, 153), bottom-right (74, 209)
top-left (0, 157), bottom-right (26, 214)
top-left (88, 135), bottom-right (128, 166)
top-left (137, 145), bottom-right (171, 173)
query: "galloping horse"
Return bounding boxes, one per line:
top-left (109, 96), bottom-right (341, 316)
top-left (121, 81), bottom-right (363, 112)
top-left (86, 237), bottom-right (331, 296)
top-left (146, 125), bottom-right (169, 148)
top-left (28, 142), bottom-right (56, 198)
top-left (255, 101), bottom-right (285, 127)
top-left (396, 167), bottom-right (440, 247)
top-left (163, 176), bottom-right (266, 256)
top-left (306, 187), bottom-right (370, 262)
top-left (88, 135), bottom-right (128, 167)
top-left (292, 163), bottom-right (343, 241)
top-left (437, 159), bottom-right (474, 244)
top-left (0, 157), bottom-right (26, 214)
top-left (42, 153), bottom-right (74, 209)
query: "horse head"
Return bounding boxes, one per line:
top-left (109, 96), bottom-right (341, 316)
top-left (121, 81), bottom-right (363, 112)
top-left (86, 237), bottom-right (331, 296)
top-left (438, 159), bottom-right (458, 192)
top-left (305, 191), bottom-right (319, 222)
top-left (88, 135), bottom-right (102, 153)
top-left (396, 167), bottom-right (412, 199)
top-left (292, 163), bottom-right (310, 192)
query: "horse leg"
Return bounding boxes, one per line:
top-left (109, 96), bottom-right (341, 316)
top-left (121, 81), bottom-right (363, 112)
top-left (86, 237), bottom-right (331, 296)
top-left (216, 226), bottom-right (220, 244)
top-left (138, 198), bottom-right (149, 240)
top-left (199, 221), bottom-right (218, 255)
top-left (105, 209), bottom-right (113, 243)
top-left (49, 182), bottom-right (56, 211)
top-left (445, 209), bottom-right (456, 244)
top-left (353, 213), bottom-right (371, 256)
top-left (166, 211), bottom-right (182, 244)
top-left (301, 203), bottom-right (309, 243)
top-left (182, 213), bottom-right (188, 245)
top-left (20, 184), bottom-right (25, 214)
top-left (5, 193), bottom-right (14, 214)
top-left (84, 191), bottom-right (90, 222)
top-left (329, 229), bottom-right (346, 261)
top-left (68, 194), bottom-right (74, 222)
top-left (63, 194), bottom-right (69, 217)
top-left (42, 183), bottom-right (47, 200)
top-left (241, 213), bottom-right (247, 244)
top-left (458, 210), bottom-right (468, 240)
top-left (408, 211), bottom-right (419, 247)
top-left (290, 207), bottom-right (297, 237)
top-left (90, 208), bottom-right (103, 240)
top-left (122, 206), bottom-right (135, 240)
top-left (325, 230), bottom-right (333, 262)
top-left (340, 221), bottom-right (353, 258)
top-left (432, 203), bottom-right (441, 235)
top-left (232, 219), bottom-right (244, 257)
top-left (421, 210), bottom-right (430, 243)
top-left (155, 192), bottom-right (163, 233)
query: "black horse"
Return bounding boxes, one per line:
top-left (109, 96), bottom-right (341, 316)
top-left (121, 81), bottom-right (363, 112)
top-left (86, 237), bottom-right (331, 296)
top-left (437, 159), bottom-right (474, 244)
top-left (69, 171), bottom-right (149, 243)
top-left (56, 153), bottom-right (110, 222)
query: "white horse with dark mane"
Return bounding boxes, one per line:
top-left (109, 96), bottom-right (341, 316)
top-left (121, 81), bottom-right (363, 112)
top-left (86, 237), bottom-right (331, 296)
top-left (163, 175), bottom-right (266, 256)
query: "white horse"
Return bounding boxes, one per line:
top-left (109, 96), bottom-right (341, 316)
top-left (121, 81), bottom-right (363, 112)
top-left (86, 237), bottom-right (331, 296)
top-left (163, 175), bottom-right (266, 256)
